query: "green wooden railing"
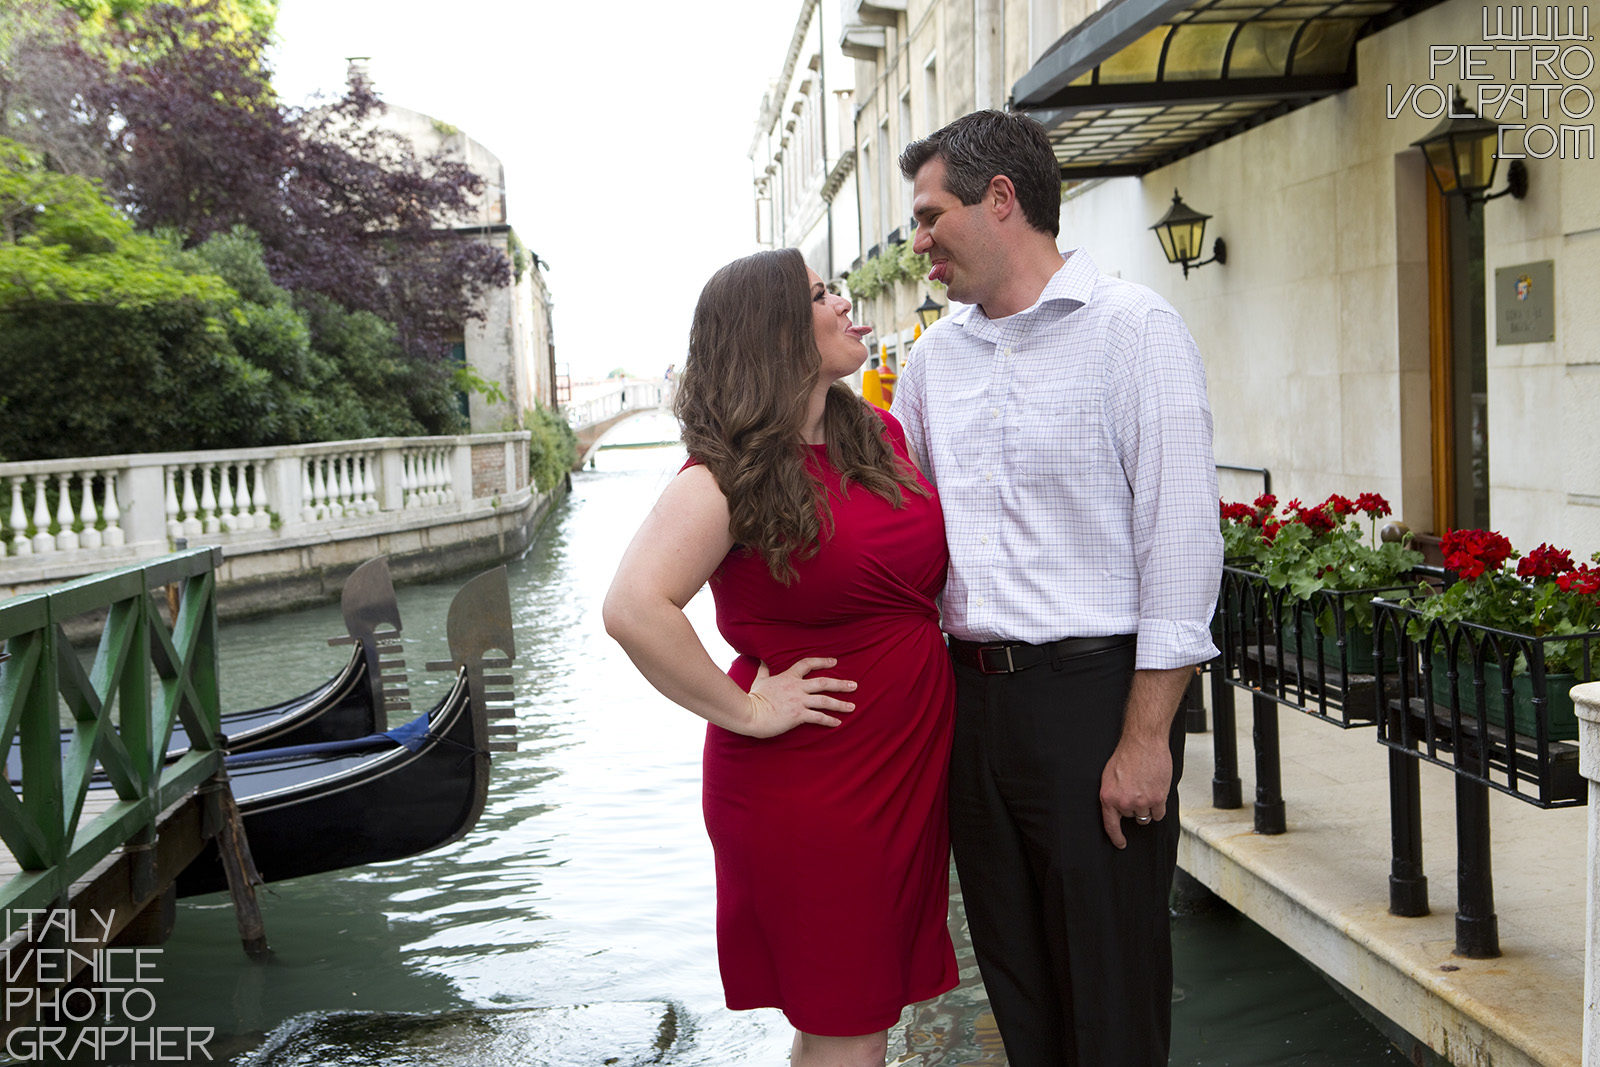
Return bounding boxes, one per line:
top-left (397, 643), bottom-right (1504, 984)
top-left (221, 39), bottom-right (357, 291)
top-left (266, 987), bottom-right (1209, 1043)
top-left (0, 547), bottom-right (224, 913)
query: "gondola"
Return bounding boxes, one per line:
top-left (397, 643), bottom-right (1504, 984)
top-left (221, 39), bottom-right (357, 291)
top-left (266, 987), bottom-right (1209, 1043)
top-left (175, 565), bottom-right (517, 897)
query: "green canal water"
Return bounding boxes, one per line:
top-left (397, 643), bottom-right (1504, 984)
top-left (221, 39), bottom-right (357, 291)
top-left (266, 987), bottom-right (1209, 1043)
top-left (10, 412), bottom-right (1404, 1065)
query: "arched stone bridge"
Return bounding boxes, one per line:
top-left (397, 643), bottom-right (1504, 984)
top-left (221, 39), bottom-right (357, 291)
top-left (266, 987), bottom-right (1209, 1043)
top-left (566, 381), bottom-right (671, 469)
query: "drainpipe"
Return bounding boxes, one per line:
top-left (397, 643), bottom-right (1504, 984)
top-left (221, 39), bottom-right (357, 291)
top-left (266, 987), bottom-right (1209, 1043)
top-left (974, 0), bottom-right (1004, 110)
top-left (851, 102), bottom-right (863, 292)
top-left (1574, 681), bottom-right (1600, 1063)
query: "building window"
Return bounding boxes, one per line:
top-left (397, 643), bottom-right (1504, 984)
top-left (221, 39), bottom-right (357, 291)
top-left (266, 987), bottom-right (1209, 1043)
top-left (923, 55), bottom-right (939, 138)
top-left (878, 117), bottom-right (891, 248)
top-left (861, 142), bottom-right (876, 249)
top-left (899, 90), bottom-right (915, 226)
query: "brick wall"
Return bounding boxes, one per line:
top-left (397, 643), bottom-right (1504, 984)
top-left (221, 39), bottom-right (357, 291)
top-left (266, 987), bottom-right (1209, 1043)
top-left (471, 443), bottom-right (506, 499)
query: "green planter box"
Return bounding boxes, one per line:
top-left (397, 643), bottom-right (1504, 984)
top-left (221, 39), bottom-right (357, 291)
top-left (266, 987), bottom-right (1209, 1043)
top-left (1282, 611), bottom-right (1392, 677)
top-left (1428, 654), bottom-right (1579, 742)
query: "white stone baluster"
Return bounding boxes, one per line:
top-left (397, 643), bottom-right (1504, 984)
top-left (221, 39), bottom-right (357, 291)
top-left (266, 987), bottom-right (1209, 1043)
top-left (165, 467), bottom-right (183, 542)
top-left (252, 460), bottom-right (270, 526)
top-left (365, 453), bottom-right (380, 513)
top-left (428, 449), bottom-right (444, 506)
top-left (53, 473), bottom-right (78, 551)
top-left (101, 471), bottom-right (124, 547)
top-left (419, 450), bottom-right (435, 506)
top-left (9, 478), bottom-right (28, 556)
top-left (78, 471), bottom-right (102, 550)
top-left (337, 454), bottom-right (355, 516)
top-left (402, 452), bottom-right (417, 509)
top-left (31, 475), bottom-right (54, 554)
top-left (217, 462), bottom-right (237, 532)
top-left (232, 462), bottom-right (255, 531)
top-left (181, 464), bottom-right (202, 538)
top-left (325, 456), bottom-right (340, 518)
top-left (199, 462), bottom-right (219, 534)
top-left (441, 447), bottom-right (457, 504)
top-left (311, 457), bottom-right (330, 521)
top-left (320, 457), bottom-right (339, 519)
top-left (353, 454), bottom-right (370, 514)
top-left (300, 459), bottom-right (317, 523)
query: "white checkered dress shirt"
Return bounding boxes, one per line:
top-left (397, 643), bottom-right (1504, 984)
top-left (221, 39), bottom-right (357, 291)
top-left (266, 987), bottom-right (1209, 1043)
top-left (891, 249), bottom-right (1222, 671)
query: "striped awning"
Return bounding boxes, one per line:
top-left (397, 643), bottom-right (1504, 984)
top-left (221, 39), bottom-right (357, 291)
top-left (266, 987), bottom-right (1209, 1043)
top-left (1012, 0), bottom-right (1444, 179)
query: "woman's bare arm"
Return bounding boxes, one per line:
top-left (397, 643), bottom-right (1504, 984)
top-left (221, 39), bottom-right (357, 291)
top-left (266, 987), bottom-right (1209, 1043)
top-left (602, 464), bottom-right (856, 737)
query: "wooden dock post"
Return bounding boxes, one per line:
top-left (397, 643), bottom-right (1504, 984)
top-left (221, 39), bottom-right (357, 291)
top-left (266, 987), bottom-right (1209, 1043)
top-left (199, 770), bottom-right (272, 961)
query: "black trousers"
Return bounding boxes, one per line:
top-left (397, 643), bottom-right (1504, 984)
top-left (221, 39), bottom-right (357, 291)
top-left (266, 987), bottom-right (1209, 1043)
top-left (949, 642), bottom-right (1185, 1067)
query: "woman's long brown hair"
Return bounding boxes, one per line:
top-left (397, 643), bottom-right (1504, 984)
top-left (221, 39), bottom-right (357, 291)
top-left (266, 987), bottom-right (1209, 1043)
top-left (676, 248), bottom-right (926, 583)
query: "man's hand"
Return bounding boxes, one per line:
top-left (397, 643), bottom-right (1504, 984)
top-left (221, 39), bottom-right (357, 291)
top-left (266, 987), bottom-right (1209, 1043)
top-left (1100, 733), bottom-right (1174, 849)
top-left (1098, 666), bottom-right (1191, 848)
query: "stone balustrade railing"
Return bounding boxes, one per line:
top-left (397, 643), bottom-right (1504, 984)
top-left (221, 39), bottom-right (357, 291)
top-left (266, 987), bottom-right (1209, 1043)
top-left (0, 433), bottom-right (528, 577)
top-left (563, 381), bottom-right (668, 429)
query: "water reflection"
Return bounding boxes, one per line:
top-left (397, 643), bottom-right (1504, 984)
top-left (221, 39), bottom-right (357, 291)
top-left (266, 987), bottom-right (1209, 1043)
top-left (35, 413), bottom-right (1399, 1065)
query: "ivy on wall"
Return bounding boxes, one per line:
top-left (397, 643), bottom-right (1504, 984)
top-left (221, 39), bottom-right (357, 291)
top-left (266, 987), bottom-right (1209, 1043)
top-left (844, 242), bottom-right (939, 300)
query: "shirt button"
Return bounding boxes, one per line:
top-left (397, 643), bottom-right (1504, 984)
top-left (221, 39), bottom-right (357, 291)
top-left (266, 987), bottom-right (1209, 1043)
top-left (976, 597), bottom-right (985, 606)
top-left (990, 408), bottom-right (999, 418)
top-left (980, 535), bottom-right (989, 544)
top-left (984, 472), bottom-right (993, 481)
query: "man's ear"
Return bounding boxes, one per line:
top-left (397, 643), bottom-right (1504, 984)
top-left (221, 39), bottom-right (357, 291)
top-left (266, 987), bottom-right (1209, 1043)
top-left (988, 174), bottom-right (1019, 222)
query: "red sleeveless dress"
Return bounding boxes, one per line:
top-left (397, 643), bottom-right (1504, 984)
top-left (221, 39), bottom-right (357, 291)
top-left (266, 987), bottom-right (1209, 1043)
top-left (697, 407), bottom-right (957, 1036)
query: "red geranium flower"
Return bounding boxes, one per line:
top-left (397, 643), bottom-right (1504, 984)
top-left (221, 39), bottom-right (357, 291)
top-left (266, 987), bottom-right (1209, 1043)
top-left (1220, 501), bottom-right (1256, 523)
top-left (1354, 492), bottom-right (1391, 518)
top-left (1556, 564), bottom-right (1600, 597)
top-left (1440, 528), bottom-right (1514, 581)
top-left (1322, 493), bottom-right (1356, 517)
top-left (1254, 493), bottom-right (1278, 512)
top-left (1517, 543), bottom-right (1575, 580)
top-left (1295, 506), bottom-right (1336, 535)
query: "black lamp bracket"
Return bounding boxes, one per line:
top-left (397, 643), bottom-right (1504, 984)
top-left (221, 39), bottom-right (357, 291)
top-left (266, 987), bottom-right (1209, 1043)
top-left (1180, 237), bottom-right (1227, 279)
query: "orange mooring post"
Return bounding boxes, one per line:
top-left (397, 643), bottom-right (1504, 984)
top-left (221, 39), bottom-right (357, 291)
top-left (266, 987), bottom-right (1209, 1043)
top-left (861, 368), bottom-right (887, 409)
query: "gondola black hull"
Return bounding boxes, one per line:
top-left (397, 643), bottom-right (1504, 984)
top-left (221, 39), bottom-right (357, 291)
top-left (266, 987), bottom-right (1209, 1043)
top-left (191, 644), bottom-right (381, 755)
top-left (175, 670), bottom-right (488, 898)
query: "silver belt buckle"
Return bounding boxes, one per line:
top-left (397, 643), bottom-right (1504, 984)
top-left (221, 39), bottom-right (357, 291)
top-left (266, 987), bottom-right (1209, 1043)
top-left (978, 644), bottom-right (1015, 674)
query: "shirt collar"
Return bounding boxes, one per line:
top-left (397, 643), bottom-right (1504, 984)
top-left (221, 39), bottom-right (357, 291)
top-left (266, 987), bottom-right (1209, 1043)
top-left (949, 248), bottom-right (1099, 337)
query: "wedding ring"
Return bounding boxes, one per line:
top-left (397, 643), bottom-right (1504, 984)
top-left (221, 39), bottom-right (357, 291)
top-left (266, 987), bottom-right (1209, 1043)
top-left (1135, 815), bottom-right (1152, 824)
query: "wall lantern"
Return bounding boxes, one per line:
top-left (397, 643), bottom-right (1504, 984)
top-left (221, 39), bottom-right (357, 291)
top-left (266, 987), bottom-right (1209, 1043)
top-left (1149, 190), bottom-right (1226, 279)
top-left (1411, 95), bottom-right (1529, 209)
top-left (915, 293), bottom-right (945, 330)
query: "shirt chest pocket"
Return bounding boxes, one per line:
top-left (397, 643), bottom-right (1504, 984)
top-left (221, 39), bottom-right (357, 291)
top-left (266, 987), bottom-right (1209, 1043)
top-left (1007, 402), bottom-right (1106, 482)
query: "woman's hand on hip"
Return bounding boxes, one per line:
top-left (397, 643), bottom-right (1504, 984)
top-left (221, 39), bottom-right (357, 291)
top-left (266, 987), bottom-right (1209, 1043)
top-left (740, 658), bottom-right (857, 737)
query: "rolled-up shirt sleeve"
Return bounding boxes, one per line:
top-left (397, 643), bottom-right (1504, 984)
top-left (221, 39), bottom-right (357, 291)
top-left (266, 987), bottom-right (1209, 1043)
top-left (1107, 306), bottom-right (1223, 671)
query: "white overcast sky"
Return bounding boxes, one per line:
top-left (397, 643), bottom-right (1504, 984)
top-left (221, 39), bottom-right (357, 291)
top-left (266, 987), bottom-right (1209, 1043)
top-left (267, 0), bottom-right (805, 381)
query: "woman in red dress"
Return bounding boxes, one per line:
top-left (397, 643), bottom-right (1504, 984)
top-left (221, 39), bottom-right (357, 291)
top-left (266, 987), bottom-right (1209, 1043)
top-left (604, 248), bottom-right (957, 1066)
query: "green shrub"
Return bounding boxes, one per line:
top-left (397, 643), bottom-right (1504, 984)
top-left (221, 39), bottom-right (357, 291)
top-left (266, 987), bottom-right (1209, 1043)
top-left (527, 403), bottom-right (577, 493)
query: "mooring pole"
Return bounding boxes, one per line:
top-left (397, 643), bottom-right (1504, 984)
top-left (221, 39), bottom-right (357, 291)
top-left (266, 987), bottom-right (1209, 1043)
top-left (200, 770), bottom-right (273, 962)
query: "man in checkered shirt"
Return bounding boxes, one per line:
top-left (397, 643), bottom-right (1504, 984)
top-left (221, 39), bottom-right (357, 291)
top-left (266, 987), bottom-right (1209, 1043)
top-left (891, 109), bottom-right (1222, 1066)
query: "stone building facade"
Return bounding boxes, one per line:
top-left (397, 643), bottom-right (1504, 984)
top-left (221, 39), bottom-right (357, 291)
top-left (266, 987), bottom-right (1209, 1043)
top-left (751, 0), bottom-right (863, 290)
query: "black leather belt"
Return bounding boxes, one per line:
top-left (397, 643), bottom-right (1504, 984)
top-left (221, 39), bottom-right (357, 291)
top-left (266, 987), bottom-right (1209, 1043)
top-left (948, 634), bottom-right (1136, 674)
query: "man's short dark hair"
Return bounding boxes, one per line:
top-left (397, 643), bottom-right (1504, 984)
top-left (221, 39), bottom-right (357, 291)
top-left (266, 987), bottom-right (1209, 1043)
top-left (899, 110), bottom-right (1060, 237)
